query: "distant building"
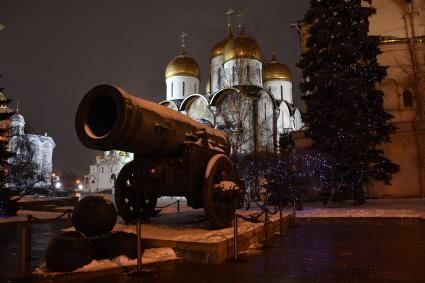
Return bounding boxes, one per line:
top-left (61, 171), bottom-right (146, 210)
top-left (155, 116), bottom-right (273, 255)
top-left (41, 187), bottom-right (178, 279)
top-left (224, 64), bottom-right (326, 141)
top-left (0, 93), bottom-right (56, 189)
top-left (84, 150), bottom-right (133, 194)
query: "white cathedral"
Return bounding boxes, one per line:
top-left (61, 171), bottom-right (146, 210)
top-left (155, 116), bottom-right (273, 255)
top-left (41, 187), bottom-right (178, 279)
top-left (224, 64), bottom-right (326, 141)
top-left (0, 93), bottom-right (56, 189)
top-left (85, 14), bottom-right (304, 193)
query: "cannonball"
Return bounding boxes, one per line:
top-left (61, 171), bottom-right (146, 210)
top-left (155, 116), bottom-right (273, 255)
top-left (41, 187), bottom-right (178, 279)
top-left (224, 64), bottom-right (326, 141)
top-left (72, 195), bottom-right (117, 237)
top-left (46, 231), bottom-right (94, 272)
top-left (92, 231), bottom-right (139, 260)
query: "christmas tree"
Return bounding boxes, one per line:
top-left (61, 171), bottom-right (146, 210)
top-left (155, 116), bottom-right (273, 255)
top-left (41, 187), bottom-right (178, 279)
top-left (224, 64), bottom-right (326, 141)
top-left (298, 0), bottom-right (399, 204)
top-left (0, 77), bottom-right (17, 216)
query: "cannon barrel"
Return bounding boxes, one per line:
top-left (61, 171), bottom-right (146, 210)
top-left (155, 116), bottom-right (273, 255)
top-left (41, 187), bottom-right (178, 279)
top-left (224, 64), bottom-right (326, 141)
top-left (75, 84), bottom-right (229, 156)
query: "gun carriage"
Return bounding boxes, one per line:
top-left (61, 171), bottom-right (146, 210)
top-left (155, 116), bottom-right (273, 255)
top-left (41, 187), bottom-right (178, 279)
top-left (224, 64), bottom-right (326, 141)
top-left (75, 84), bottom-right (244, 228)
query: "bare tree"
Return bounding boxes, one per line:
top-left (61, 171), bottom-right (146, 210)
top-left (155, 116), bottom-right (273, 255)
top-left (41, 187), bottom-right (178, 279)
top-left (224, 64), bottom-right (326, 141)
top-left (7, 136), bottom-right (49, 197)
top-left (212, 60), bottom-right (277, 208)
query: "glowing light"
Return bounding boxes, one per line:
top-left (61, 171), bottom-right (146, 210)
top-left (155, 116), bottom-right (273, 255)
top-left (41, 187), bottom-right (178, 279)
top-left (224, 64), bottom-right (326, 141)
top-left (55, 182), bottom-right (61, 189)
top-left (78, 184), bottom-right (83, 190)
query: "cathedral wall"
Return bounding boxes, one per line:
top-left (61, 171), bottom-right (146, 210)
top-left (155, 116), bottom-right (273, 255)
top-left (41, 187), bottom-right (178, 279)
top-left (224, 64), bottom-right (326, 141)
top-left (277, 102), bottom-right (293, 132)
top-left (210, 55), bottom-right (224, 93)
top-left (368, 123), bottom-right (422, 198)
top-left (223, 59), bottom-right (262, 87)
top-left (166, 76), bottom-right (200, 100)
top-left (263, 80), bottom-right (293, 103)
top-left (368, 0), bottom-right (425, 38)
top-left (184, 96), bottom-right (214, 125)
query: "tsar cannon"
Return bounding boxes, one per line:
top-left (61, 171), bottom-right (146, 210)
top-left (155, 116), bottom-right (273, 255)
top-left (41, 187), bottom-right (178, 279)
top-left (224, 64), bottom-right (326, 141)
top-left (75, 84), bottom-right (244, 228)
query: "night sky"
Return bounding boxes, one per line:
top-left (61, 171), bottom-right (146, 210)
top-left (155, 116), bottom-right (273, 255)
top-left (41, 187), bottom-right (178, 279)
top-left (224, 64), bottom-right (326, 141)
top-left (0, 0), bottom-right (309, 175)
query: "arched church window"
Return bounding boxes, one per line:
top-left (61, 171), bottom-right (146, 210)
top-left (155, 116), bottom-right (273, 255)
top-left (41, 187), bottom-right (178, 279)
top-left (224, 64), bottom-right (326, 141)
top-left (280, 85), bottom-right (283, 101)
top-left (403, 90), bottom-right (413, 107)
top-left (194, 83), bottom-right (197, 93)
top-left (171, 82), bottom-right (174, 98)
top-left (247, 65), bottom-right (250, 82)
top-left (218, 69), bottom-right (221, 88)
top-left (232, 66), bottom-right (235, 84)
top-left (182, 81), bottom-right (185, 96)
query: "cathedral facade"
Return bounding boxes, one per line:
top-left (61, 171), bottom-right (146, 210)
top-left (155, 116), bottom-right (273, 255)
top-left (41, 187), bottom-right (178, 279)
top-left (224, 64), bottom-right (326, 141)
top-left (0, 93), bottom-right (56, 189)
top-left (84, 150), bottom-right (133, 193)
top-left (160, 17), bottom-right (304, 154)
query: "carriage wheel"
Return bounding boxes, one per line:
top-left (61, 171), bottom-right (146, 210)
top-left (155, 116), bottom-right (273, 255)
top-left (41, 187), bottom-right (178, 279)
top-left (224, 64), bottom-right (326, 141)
top-left (202, 154), bottom-right (240, 228)
top-left (115, 161), bottom-right (157, 223)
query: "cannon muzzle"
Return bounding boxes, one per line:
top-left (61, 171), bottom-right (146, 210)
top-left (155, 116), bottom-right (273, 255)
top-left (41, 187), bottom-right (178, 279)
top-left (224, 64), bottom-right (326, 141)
top-left (75, 84), bottom-right (229, 156)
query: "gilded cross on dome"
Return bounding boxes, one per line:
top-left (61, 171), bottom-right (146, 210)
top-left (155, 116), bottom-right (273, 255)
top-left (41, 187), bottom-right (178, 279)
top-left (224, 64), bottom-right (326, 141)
top-left (180, 32), bottom-right (188, 55)
top-left (237, 12), bottom-right (244, 34)
top-left (225, 8), bottom-right (234, 26)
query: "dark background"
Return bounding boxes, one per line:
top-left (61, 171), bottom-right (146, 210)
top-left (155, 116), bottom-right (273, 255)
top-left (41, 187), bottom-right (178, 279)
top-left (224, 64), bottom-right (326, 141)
top-left (0, 0), bottom-right (309, 175)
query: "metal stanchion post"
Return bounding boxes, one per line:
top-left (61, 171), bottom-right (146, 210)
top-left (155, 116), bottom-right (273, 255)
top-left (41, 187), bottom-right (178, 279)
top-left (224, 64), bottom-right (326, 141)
top-left (136, 219), bottom-right (142, 273)
top-left (264, 210), bottom-right (269, 247)
top-left (279, 208), bottom-right (283, 235)
top-left (27, 215), bottom-right (31, 260)
top-left (128, 219), bottom-right (151, 276)
top-left (177, 200), bottom-right (180, 213)
top-left (233, 214), bottom-right (238, 260)
top-left (20, 219), bottom-right (29, 278)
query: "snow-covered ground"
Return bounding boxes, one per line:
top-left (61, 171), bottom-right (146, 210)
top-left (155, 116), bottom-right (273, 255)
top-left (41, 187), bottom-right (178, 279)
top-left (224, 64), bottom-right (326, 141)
top-left (33, 247), bottom-right (177, 276)
top-left (297, 198), bottom-right (425, 219)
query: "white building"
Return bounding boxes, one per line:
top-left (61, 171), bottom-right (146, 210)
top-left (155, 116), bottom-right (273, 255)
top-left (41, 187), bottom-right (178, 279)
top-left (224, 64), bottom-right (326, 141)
top-left (6, 106), bottom-right (55, 189)
top-left (84, 150), bottom-right (133, 194)
top-left (161, 15), bottom-right (304, 154)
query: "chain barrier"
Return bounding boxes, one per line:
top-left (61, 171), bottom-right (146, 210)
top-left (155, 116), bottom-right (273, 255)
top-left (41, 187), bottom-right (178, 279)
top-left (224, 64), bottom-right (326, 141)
top-left (231, 205), bottom-right (291, 262)
top-left (29, 209), bottom-right (73, 223)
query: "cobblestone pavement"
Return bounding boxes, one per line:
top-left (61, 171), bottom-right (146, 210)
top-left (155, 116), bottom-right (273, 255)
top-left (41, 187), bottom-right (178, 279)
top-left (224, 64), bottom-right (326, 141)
top-left (24, 218), bottom-right (425, 283)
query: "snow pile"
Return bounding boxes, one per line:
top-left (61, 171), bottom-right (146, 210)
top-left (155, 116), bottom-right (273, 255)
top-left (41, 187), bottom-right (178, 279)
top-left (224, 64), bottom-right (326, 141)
top-left (33, 247), bottom-right (177, 276)
top-left (297, 198), bottom-right (425, 219)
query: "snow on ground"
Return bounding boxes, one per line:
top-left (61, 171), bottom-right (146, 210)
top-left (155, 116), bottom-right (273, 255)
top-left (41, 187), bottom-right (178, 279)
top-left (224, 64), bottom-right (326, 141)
top-left (297, 198), bottom-right (425, 219)
top-left (33, 247), bottom-right (177, 276)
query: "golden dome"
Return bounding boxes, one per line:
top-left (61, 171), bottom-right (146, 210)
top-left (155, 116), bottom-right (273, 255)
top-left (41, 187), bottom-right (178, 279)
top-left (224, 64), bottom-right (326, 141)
top-left (96, 153), bottom-right (103, 160)
top-left (210, 27), bottom-right (233, 59)
top-left (224, 34), bottom-right (262, 62)
top-left (262, 53), bottom-right (292, 82)
top-left (165, 54), bottom-right (200, 79)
